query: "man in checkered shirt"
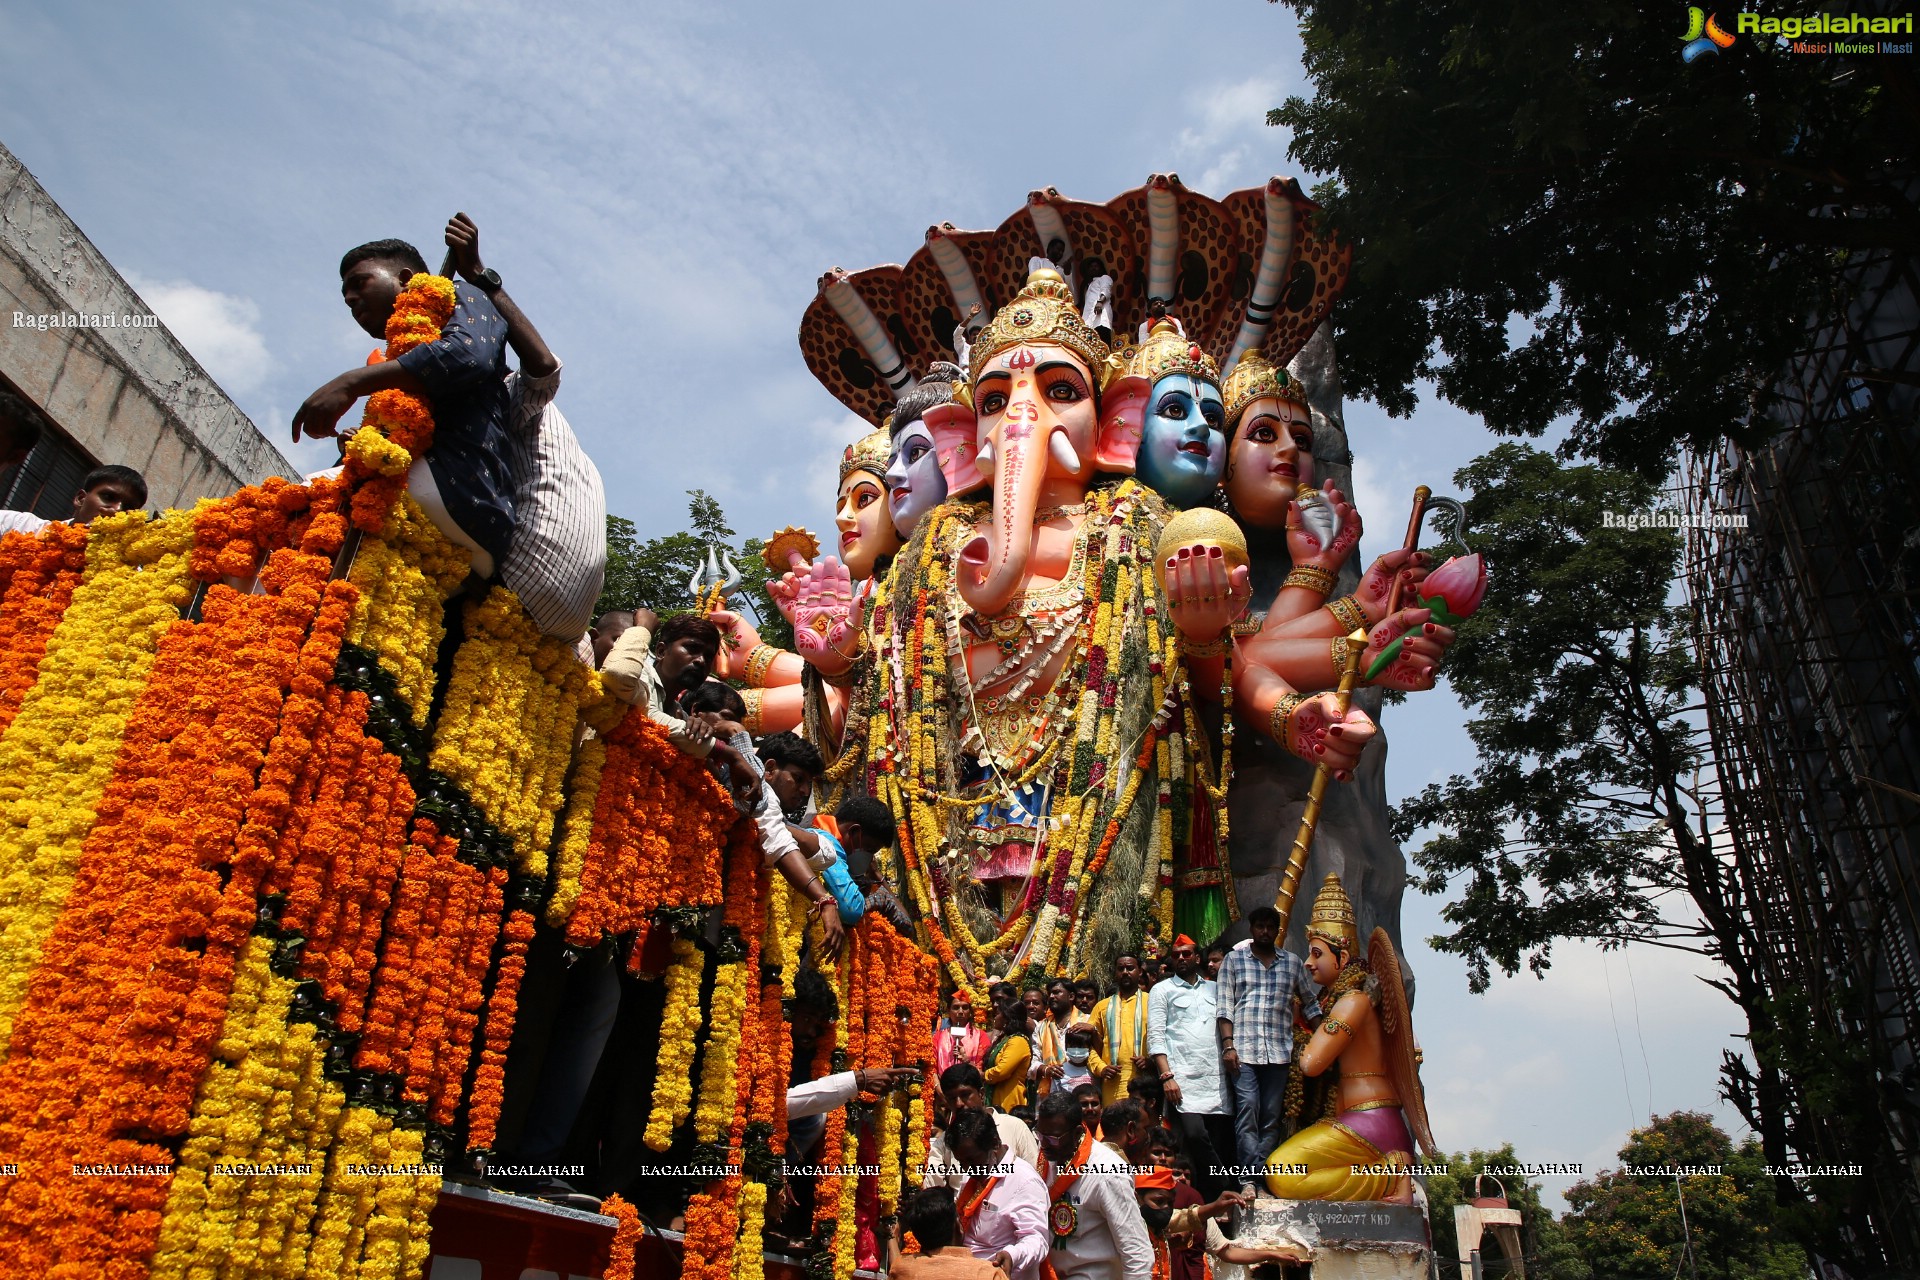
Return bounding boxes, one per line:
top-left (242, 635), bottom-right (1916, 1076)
top-left (1215, 906), bottom-right (1321, 1190)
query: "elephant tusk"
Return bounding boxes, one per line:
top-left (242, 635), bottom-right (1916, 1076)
top-left (1048, 429), bottom-right (1082, 475)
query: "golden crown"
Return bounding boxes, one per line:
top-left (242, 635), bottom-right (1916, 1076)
top-left (839, 429), bottom-right (892, 487)
top-left (967, 266), bottom-right (1111, 388)
top-left (1127, 318), bottom-right (1220, 387)
top-left (1223, 352), bottom-right (1307, 429)
top-left (1306, 873), bottom-right (1357, 952)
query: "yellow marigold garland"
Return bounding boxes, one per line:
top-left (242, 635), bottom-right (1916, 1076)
top-left (645, 936), bottom-right (705, 1150)
top-left (0, 510), bottom-right (192, 1053)
top-left (544, 734), bottom-right (606, 929)
top-left (345, 491), bottom-right (467, 725)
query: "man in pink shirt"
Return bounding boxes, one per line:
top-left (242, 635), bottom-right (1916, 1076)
top-left (943, 1107), bottom-right (1050, 1280)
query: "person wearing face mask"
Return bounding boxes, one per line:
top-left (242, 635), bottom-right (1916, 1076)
top-left (1031, 1089), bottom-right (1154, 1280)
top-left (1057, 1024), bottom-right (1098, 1093)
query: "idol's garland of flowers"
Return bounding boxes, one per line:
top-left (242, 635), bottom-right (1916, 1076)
top-left (863, 480), bottom-right (1180, 1003)
top-left (693, 824), bottom-right (762, 1143)
top-left (564, 711), bottom-right (734, 953)
top-left (543, 733), bottom-right (607, 928)
top-left (428, 586), bottom-right (594, 878)
top-left (0, 271), bottom-right (581, 1275)
top-left (0, 511), bottom-right (193, 1055)
top-left (344, 491), bottom-right (469, 727)
top-left (802, 919), bottom-right (940, 1280)
top-left (0, 497), bottom-right (353, 1269)
top-left (150, 933), bottom-right (342, 1280)
top-left (0, 520), bottom-right (87, 737)
top-left (338, 273), bottom-right (454, 533)
top-left (603, 1194), bottom-right (643, 1280)
top-left (646, 937), bottom-right (707, 1151)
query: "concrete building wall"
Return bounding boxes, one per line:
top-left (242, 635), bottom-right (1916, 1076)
top-left (0, 140), bottom-right (294, 510)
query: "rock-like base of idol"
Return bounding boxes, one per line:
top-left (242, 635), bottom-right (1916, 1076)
top-left (1241, 1197), bottom-right (1432, 1280)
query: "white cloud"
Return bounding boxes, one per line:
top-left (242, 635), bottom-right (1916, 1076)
top-left (1174, 77), bottom-right (1288, 194)
top-left (125, 273), bottom-right (274, 397)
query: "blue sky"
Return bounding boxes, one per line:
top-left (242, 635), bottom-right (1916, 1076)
top-left (0, 0), bottom-right (1750, 1208)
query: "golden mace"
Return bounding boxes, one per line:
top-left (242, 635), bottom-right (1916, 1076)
top-left (1273, 485), bottom-right (1432, 938)
top-left (1273, 627), bottom-right (1368, 939)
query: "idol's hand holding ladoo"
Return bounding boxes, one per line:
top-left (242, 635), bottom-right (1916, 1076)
top-left (1162, 542), bottom-right (1253, 642)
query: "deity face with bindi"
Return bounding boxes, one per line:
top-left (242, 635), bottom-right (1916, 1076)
top-left (1135, 372), bottom-right (1227, 509)
top-left (1221, 353), bottom-right (1316, 529)
top-left (834, 429), bottom-right (900, 582)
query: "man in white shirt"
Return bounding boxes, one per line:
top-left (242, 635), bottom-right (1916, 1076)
top-left (926, 1064), bottom-right (1040, 1189)
top-left (1147, 934), bottom-right (1231, 1199)
top-left (944, 1106), bottom-right (1049, 1280)
top-left (1031, 1089), bottom-right (1154, 1280)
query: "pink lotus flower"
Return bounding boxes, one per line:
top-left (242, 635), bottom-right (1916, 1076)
top-left (1418, 553), bottom-right (1487, 625)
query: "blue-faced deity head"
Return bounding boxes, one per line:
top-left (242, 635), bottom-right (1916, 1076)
top-left (1122, 321), bottom-right (1226, 510)
top-left (1135, 373), bottom-right (1226, 509)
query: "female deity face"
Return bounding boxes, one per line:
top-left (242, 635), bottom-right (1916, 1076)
top-left (1225, 395), bottom-right (1315, 528)
top-left (835, 468), bottom-right (899, 581)
top-left (884, 417), bottom-right (948, 537)
top-left (1134, 373), bottom-right (1227, 510)
top-left (1304, 936), bottom-right (1346, 986)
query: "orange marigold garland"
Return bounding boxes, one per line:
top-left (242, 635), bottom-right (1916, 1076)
top-left (341, 272), bottom-right (453, 531)
top-left (602, 1193), bottom-right (643, 1280)
top-left (464, 898), bottom-right (537, 1155)
top-left (565, 714), bottom-right (732, 952)
top-left (0, 522), bottom-right (86, 738)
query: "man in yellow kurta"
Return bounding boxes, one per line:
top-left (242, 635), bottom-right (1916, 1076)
top-left (1088, 954), bottom-right (1154, 1107)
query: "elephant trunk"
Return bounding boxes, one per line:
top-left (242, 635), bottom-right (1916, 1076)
top-left (956, 426), bottom-right (1054, 617)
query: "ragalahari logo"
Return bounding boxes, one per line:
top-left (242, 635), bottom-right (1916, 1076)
top-left (1682, 7), bottom-right (1738, 59)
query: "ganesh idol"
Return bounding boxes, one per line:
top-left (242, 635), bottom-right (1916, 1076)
top-left (773, 264), bottom-right (1257, 986)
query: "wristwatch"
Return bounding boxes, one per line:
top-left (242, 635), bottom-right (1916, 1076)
top-left (472, 266), bottom-right (503, 294)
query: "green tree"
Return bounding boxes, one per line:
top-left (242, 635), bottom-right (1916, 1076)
top-left (1393, 444), bottom-right (1708, 988)
top-left (1391, 444), bottom-right (1878, 1264)
top-left (1425, 1144), bottom-right (1590, 1280)
top-left (594, 492), bottom-right (793, 651)
top-left (1563, 1113), bottom-right (1806, 1280)
top-left (1267, 0), bottom-right (1915, 474)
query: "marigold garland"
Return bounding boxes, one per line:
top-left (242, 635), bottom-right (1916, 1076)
top-left (0, 512), bottom-right (193, 1054)
top-left (466, 904), bottom-right (537, 1154)
top-left (344, 491), bottom-right (467, 725)
top-left (545, 734), bottom-right (606, 928)
top-left (602, 1194), bottom-right (643, 1280)
top-left (429, 586), bottom-right (593, 877)
top-left (565, 714), bottom-right (732, 951)
top-left (0, 522), bottom-right (87, 738)
top-left (645, 936), bottom-right (706, 1150)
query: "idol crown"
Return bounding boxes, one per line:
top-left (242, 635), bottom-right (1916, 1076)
top-left (1127, 318), bottom-right (1220, 388)
top-left (968, 266), bottom-right (1112, 388)
top-left (1223, 351), bottom-right (1307, 429)
top-left (1306, 873), bottom-right (1358, 951)
top-left (840, 429), bottom-right (892, 486)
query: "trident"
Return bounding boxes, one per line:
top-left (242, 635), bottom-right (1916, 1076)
top-left (687, 544), bottom-right (743, 616)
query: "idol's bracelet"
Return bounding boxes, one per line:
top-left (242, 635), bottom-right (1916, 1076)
top-left (1330, 634), bottom-right (1353, 673)
top-left (744, 643), bottom-right (782, 687)
top-left (742, 688), bottom-right (766, 736)
top-left (1179, 633), bottom-right (1232, 660)
top-left (1322, 1016), bottom-right (1354, 1038)
top-left (1282, 564), bottom-right (1338, 596)
top-left (1231, 613), bottom-right (1266, 638)
top-left (1268, 692), bottom-right (1308, 748)
top-left (1326, 595), bottom-right (1369, 634)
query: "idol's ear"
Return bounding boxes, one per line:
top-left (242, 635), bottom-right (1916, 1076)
top-left (1095, 373), bottom-right (1150, 473)
top-left (924, 403), bottom-right (985, 496)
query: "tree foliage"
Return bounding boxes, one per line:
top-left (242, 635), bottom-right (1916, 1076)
top-left (1392, 444), bottom-right (1707, 990)
top-left (594, 490), bottom-right (794, 651)
top-left (1425, 1144), bottom-right (1590, 1280)
top-left (1269, 0), bottom-right (1916, 474)
top-left (1563, 1112), bottom-right (1807, 1280)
